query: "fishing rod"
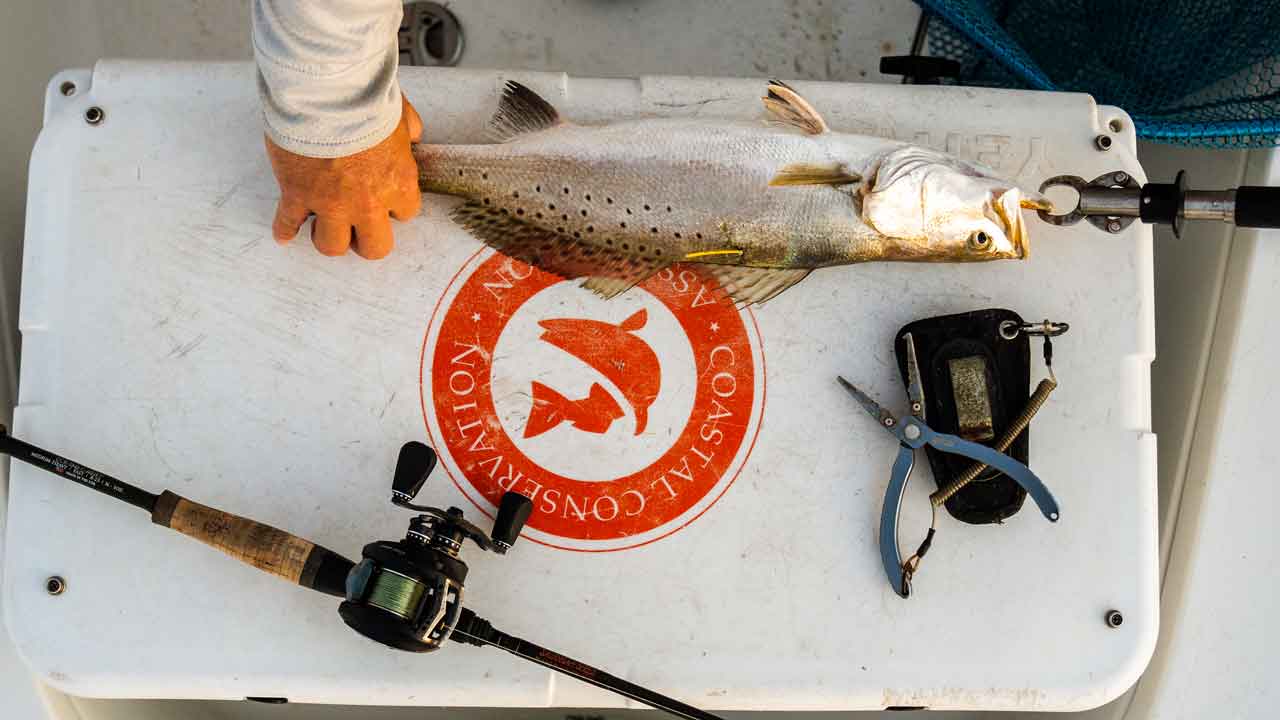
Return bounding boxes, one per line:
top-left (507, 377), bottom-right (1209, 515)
top-left (0, 427), bottom-right (722, 720)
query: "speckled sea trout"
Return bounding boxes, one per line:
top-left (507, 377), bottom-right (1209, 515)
top-left (415, 80), bottom-right (1049, 304)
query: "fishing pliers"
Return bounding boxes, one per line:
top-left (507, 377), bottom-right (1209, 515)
top-left (838, 333), bottom-right (1061, 598)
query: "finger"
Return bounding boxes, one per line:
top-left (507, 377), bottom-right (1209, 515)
top-left (353, 214), bottom-right (394, 260)
top-left (311, 215), bottom-right (353, 256)
top-left (389, 186), bottom-right (422, 222)
top-left (402, 97), bottom-right (423, 143)
top-left (272, 196), bottom-right (310, 244)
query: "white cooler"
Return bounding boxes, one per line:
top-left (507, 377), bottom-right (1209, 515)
top-left (3, 62), bottom-right (1157, 712)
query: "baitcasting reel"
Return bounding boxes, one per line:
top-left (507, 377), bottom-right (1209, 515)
top-left (0, 428), bottom-right (720, 720)
top-left (338, 441), bottom-right (533, 652)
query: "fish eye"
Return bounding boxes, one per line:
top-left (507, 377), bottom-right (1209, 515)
top-left (968, 230), bottom-right (991, 250)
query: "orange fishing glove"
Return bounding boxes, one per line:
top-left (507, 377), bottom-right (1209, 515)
top-left (265, 97), bottom-right (424, 260)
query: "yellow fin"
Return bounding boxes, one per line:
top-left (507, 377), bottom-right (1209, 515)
top-left (762, 80), bottom-right (828, 135)
top-left (769, 162), bottom-right (861, 187)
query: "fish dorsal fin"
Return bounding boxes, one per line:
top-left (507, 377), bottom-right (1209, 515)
top-left (451, 202), bottom-right (664, 297)
top-left (489, 81), bottom-right (562, 142)
top-left (692, 264), bottom-right (812, 306)
top-left (619, 309), bottom-right (647, 331)
top-left (762, 80), bottom-right (828, 135)
top-left (770, 162), bottom-right (861, 187)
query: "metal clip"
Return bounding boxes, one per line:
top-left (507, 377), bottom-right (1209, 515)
top-left (1038, 172), bottom-right (1140, 233)
top-left (999, 319), bottom-right (1070, 340)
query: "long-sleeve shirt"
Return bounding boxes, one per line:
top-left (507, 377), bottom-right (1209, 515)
top-left (252, 0), bottom-right (404, 158)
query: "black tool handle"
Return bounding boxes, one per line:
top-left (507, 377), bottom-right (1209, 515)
top-left (452, 609), bottom-right (724, 720)
top-left (1234, 186), bottom-right (1280, 228)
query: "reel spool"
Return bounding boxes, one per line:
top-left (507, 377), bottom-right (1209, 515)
top-left (339, 441), bottom-right (533, 652)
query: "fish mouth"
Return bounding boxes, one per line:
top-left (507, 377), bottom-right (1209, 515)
top-left (994, 188), bottom-right (1037, 259)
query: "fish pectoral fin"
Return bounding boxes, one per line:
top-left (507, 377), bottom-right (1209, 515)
top-left (762, 80), bottom-right (829, 135)
top-left (692, 264), bottom-right (812, 306)
top-left (769, 162), bottom-right (862, 187)
top-left (488, 80), bottom-right (563, 142)
top-left (452, 201), bottom-right (664, 297)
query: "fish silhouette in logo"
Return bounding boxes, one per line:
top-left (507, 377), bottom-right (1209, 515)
top-left (524, 382), bottom-right (625, 438)
top-left (527, 309), bottom-right (662, 436)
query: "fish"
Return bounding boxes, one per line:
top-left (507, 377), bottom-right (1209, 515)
top-left (524, 381), bottom-right (624, 439)
top-left (415, 80), bottom-right (1051, 305)
top-left (535, 309), bottom-right (660, 434)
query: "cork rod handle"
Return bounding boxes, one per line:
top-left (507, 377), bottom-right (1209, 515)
top-left (150, 490), bottom-right (353, 597)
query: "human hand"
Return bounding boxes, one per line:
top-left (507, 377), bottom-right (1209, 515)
top-left (265, 96), bottom-right (424, 259)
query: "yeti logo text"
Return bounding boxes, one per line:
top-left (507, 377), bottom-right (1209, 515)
top-left (422, 252), bottom-right (764, 552)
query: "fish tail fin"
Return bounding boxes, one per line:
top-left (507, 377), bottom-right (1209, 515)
top-left (489, 81), bottom-right (562, 142)
top-left (524, 381), bottom-right (570, 438)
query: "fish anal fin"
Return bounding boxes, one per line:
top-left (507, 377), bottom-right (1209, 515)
top-left (489, 80), bottom-right (562, 142)
top-left (692, 264), bottom-right (812, 306)
top-left (451, 201), bottom-right (665, 296)
top-left (762, 80), bottom-right (828, 135)
top-left (770, 162), bottom-right (861, 187)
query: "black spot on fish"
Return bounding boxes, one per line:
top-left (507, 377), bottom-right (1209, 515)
top-left (535, 184), bottom-right (541, 192)
top-left (626, 208), bottom-right (632, 215)
top-left (580, 209), bottom-right (588, 217)
top-left (696, 232), bottom-right (703, 239)
top-left (643, 204), bottom-right (651, 211)
top-left (513, 191), bottom-right (520, 198)
top-left (674, 232), bottom-right (681, 238)
top-left (605, 238), bottom-right (614, 246)
top-left (563, 187), bottom-right (570, 194)
top-left (650, 227), bottom-right (658, 233)
top-left (606, 197), bottom-right (613, 204)
top-left (535, 212), bottom-right (543, 219)
top-left (586, 226), bottom-right (594, 232)
top-left (482, 173), bottom-right (488, 180)
top-left (638, 244), bottom-right (647, 252)
top-left (548, 203), bottom-right (555, 210)
top-left (483, 198), bottom-right (491, 205)
top-left (622, 243), bottom-right (630, 250)
top-left (556, 227), bottom-right (564, 233)
top-left (585, 194), bottom-right (591, 202)
top-left (573, 231), bottom-right (581, 238)
top-left (516, 208), bottom-right (524, 216)
top-left (666, 206), bottom-right (672, 212)
top-left (620, 222), bottom-right (627, 228)
top-left (457, 170), bottom-right (464, 176)
top-left (562, 214), bottom-right (569, 221)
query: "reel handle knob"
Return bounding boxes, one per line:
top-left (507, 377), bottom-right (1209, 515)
top-left (392, 441), bottom-right (437, 504)
top-left (490, 492), bottom-right (533, 553)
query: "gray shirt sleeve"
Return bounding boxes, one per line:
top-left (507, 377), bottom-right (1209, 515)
top-left (252, 0), bottom-right (404, 158)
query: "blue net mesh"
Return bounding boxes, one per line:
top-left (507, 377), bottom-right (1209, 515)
top-left (917, 0), bottom-right (1280, 147)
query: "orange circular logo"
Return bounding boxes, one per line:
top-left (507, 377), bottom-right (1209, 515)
top-left (421, 252), bottom-right (764, 551)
